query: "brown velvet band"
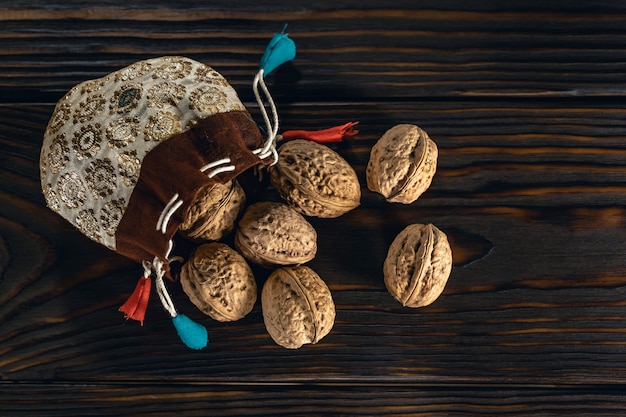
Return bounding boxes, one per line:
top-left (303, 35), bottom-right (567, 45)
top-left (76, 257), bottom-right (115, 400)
top-left (115, 110), bottom-right (268, 277)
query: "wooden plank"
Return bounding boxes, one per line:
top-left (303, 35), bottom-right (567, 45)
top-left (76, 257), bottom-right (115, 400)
top-left (1, 383), bottom-right (626, 416)
top-left (4, 0), bottom-right (626, 413)
top-left (2, 101), bottom-right (626, 386)
top-left (3, 3), bottom-right (626, 102)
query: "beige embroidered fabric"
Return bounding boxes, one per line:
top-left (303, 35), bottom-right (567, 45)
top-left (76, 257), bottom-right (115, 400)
top-left (40, 56), bottom-right (267, 270)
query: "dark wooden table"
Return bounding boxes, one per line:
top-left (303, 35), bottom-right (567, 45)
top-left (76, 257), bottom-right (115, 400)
top-left (3, 1), bottom-right (626, 415)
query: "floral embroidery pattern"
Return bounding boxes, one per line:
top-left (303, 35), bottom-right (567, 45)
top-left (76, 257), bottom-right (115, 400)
top-left (144, 111), bottom-right (181, 142)
top-left (106, 116), bottom-right (139, 148)
top-left (46, 102), bottom-right (72, 135)
top-left (114, 61), bottom-right (152, 82)
top-left (73, 94), bottom-right (105, 124)
top-left (147, 82), bottom-right (186, 108)
top-left (57, 171), bottom-right (87, 209)
top-left (117, 150), bottom-right (141, 187)
top-left (154, 58), bottom-right (192, 80)
top-left (75, 209), bottom-right (101, 241)
top-left (100, 198), bottom-right (125, 237)
top-left (194, 66), bottom-right (228, 86)
top-left (72, 124), bottom-right (102, 160)
top-left (43, 184), bottom-right (60, 212)
top-left (110, 84), bottom-right (142, 114)
top-left (189, 85), bottom-right (227, 114)
top-left (85, 158), bottom-right (117, 199)
top-left (47, 134), bottom-right (69, 173)
top-left (80, 79), bottom-right (106, 95)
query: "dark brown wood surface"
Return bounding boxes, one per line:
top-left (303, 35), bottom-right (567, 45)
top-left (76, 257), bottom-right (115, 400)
top-left (3, 1), bottom-right (626, 415)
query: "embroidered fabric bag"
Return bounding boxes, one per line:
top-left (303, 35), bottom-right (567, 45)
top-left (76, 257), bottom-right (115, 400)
top-left (41, 56), bottom-right (271, 272)
top-left (39, 45), bottom-right (295, 348)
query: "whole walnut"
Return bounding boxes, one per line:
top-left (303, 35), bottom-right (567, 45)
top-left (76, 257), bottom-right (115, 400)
top-left (261, 265), bottom-right (335, 349)
top-left (235, 201), bottom-right (317, 268)
top-left (366, 124), bottom-right (438, 204)
top-left (179, 179), bottom-right (246, 241)
top-left (384, 223), bottom-right (452, 308)
top-left (180, 242), bottom-right (257, 322)
top-left (269, 139), bottom-right (361, 218)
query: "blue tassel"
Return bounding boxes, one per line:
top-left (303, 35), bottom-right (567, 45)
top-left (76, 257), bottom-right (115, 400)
top-left (172, 314), bottom-right (208, 350)
top-left (259, 24), bottom-right (296, 77)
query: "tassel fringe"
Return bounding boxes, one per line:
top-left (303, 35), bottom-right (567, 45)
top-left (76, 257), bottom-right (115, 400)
top-left (119, 275), bottom-right (152, 326)
top-left (282, 121), bottom-right (359, 144)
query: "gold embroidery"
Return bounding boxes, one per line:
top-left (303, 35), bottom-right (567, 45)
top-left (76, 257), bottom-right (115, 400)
top-left (85, 158), bottom-right (117, 199)
top-left (80, 79), bottom-right (106, 94)
top-left (147, 81), bottom-right (186, 108)
top-left (106, 116), bottom-right (139, 148)
top-left (100, 198), bottom-right (125, 236)
top-left (75, 209), bottom-right (101, 241)
top-left (43, 184), bottom-right (60, 213)
top-left (143, 111), bottom-right (181, 142)
top-left (57, 171), bottom-right (87, 209)
top-left (46, 102), bottom-right (72, 135)
top-left (154, 58), bottom-right (192, 80)
top-left (40, 162), bottom-right (47, 183)
top-left (117, 150), bottom-right (141, 187)
top-left (194, 65), bottom-right (228, 86)
top-left (72, 124), bottom-right (102, 160)
top-left (47, 133), bottom-right (69, 173)
top-left (110, 84), bottom-right (142, 114)
top-left (189, 86), bottom-right (227, 113)
top-left (73, 94), bottom-right (106, 124)
top-left (114, 61), bottom-right (152, 82)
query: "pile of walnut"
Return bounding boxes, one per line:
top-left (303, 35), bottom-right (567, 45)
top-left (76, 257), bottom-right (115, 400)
top-left (177, 124), bottom-right (452, 349)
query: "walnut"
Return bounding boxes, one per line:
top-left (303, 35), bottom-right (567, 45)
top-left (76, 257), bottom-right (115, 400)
top-left (366, 124), bottom-right (438, 204)
top-left (180, 242), bottom-right (256, 322)
top-left (261, 265), bottom-right (335, 349)
top-left (235, 201), bottom-right (317, 268)
top-left (269, 139), bottom-right (360, 218)
top-left (383, 223), bottom-right (452, 308)
top-left (179, 179), bottom-right (246, 241)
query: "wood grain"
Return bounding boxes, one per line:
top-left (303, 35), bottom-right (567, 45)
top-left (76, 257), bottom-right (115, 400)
top-left (2, 1), bottom-right (626, 414)
top-left (2, 383), bottom-right (626, 416)
top-left (3, 2), bottom-right (626, 102)
top-left (3, 101), bottom-right (626, 385)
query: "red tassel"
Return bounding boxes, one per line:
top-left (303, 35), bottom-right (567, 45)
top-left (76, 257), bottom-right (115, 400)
top-left (282, 121), bottom-right (359, 144)
top-left (119, 276), bottom-right (152, 326)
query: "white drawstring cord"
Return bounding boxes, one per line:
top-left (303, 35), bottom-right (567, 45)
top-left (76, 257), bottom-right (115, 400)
top-left (156, 194), bottom-right (183, 234)
top-left (252, 69), bottom-right (280, 165)
top-left (153, 197), bottom-right (182, 318)
top-left (200, 157), bottom-right (236, 178)
top-left (141, 260), bottom-right (152, 278)
top-left (153, 257), bottom-right (177, 318)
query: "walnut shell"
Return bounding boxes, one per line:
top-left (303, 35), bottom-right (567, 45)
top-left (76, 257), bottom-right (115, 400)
top-left (366, 124), bottom-right (438, 204)
top-left (180, 242), bottom-right (256, 322)
top-left (261, 265), bottom-right (335, 349)
top-left (383, 223), bottom-right (452, 308)
top-left (179, 179), bottom-right (246, 241)
top-left (269, 139), bottom-right (361, 218)
top-left (235, 202), bottom-right (317, 268)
